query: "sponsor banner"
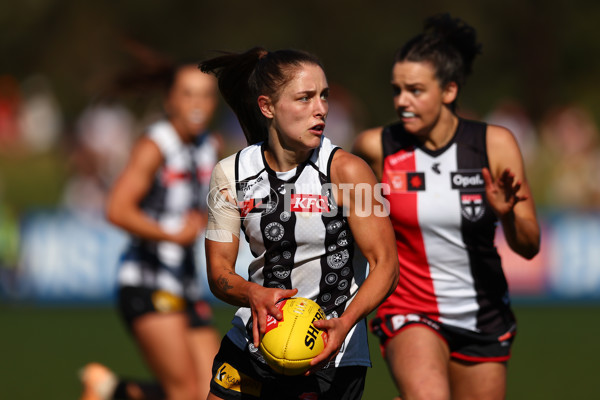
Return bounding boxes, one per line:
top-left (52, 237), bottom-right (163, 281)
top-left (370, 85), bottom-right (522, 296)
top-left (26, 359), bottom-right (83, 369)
top-left (4, 209), bottom-right (600, 302)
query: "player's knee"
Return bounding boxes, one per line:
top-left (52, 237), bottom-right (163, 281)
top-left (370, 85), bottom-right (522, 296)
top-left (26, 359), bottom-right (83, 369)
top-left (401, 385), bottom-right (450, 400)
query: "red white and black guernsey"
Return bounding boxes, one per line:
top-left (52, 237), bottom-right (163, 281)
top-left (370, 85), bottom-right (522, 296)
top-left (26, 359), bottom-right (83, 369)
top-left (375, 118), bottom-right (516, 335)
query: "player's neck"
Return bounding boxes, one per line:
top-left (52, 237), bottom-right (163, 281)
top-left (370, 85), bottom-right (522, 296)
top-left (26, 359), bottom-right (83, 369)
top-left (423, 113), bottom-right (458, 151)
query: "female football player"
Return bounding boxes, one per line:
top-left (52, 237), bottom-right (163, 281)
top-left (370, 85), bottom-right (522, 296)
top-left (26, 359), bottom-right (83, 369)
top-left (353, 13), bottom-right (540, 400)
top-left (200, 47), bottom-right (399, 400)
top-left (80, 63), bottom-right (222, 400)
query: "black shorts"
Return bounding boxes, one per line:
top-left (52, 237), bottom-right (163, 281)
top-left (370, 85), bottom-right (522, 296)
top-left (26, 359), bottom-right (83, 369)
top-left (117, 286), bottom-right (214, 330)
top-left (209, 336), bottom-right (367, 400)
top-left (370, 313), bottom-right (516, 363)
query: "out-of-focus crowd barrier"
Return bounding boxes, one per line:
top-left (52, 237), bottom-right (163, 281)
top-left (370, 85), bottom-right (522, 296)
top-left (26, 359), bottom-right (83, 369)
top-left (499, 211), bottom-right (600, 301)
top-left (1, 209), bottom-right (599, 304)
top-left (0, 209), bottom-right (254, 304)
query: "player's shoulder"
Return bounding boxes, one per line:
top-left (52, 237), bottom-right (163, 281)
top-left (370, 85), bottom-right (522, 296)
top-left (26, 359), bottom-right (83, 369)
top-left (486, 123), bottom-right (519, 149)
top-left (332, 148), bottom-right (368, 167)
top-left (331, 149), bottom-right (376, 183)
top-left (131, 135), bottom-right (162, 160)
top-left (212, 152), bottom-right (238, 181)
top-left (352, 126), bottom-right (384, 162)
top-left (216, 151), bottom-right (238, 166)
top-left (353, 126), bottom-right (384, 149)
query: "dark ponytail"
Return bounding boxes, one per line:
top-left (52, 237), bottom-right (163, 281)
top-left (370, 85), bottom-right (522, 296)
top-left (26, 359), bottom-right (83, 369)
top-left (200, 47), bottom-right (323, 145)
top-left (395, 13), bottom-right (482, 110)
top-left (200, 47), bottom-right (266, 144)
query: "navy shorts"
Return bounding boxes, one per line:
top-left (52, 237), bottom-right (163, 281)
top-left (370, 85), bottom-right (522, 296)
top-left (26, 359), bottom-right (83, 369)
top-left (117, 286), bottom-right (214, 330)
top-left (209, 336), bottom-right (367, 400)
top-left (370, 313), bottom-right (516, 363)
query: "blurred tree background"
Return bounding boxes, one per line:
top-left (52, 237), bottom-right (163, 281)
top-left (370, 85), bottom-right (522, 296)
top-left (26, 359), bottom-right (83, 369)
top-left (2, 0), bottom-right (599, 125)
top-left (1, 0), bottom-right (600, 208)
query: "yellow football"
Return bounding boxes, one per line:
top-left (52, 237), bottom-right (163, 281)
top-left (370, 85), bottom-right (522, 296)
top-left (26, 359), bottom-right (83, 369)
top-left (259, 297), bottom-right (328, 376)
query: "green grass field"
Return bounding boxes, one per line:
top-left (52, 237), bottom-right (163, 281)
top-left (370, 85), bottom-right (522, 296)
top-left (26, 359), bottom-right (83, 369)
top-left (1, 303), bottom-right (598, 399)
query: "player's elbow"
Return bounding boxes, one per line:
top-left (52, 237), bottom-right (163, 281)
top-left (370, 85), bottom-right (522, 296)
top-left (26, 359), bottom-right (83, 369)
top-left (105, 202), bottom-right (117, 223)
top-left (506, 221), bottom-right (541, 260)
top-left (205, 260), bottom-right (233, 301)
top-left (510, 236), bottom-right (540, 260)
top-left (520, 242), bottom-right (540, 260)
top-left (206, 271), bottom-right (226, 301)
top-left (105, 203), bottom-right (117, 225)
top-left (387, 258), bottom-right (400, 296)
top-left (371, 252), bottom-right (399, 298)
top-left (206, 277), bottom-right (219, 298)
top-left (105, 198), bottom-right (126, 228)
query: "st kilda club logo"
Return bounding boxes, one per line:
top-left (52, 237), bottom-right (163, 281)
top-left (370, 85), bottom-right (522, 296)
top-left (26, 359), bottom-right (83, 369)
top-left (460, 193), bottom-right (485, 222)
top-left (452, 171), bottom-right (486, 222)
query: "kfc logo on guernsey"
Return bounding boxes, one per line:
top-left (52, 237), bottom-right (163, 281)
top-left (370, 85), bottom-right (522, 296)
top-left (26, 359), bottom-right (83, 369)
top-left (450, 171), bottom-right (485, 191)
top-left (289, 194), bottom-right (330, 213)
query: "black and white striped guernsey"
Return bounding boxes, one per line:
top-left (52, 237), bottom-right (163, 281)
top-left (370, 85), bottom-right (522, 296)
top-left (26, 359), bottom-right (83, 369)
top-left (218, 136), bottom-right (371, 369)
top-left (117, 120), bottom-right (218, 299)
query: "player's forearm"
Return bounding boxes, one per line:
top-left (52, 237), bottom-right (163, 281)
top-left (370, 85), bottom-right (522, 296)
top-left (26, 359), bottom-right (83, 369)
top-left (207, 264), bottom-right (257, 307)
top-left (500, 211), bottom-right (540, 259)
top-left (342, 253), bottom-right (399, 326)
top-left (107, 206), bottom-right (174, 242)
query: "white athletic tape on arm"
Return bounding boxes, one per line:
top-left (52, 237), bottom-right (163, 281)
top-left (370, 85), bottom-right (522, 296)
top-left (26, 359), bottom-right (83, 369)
top-left (205, 229), bottom-right (234, 242)
top-left (206, 159), bottom-right (241, 242)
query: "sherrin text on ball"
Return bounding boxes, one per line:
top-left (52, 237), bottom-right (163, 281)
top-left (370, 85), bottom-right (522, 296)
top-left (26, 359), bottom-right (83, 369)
top-left (259, 297), bottom-right (328, 375)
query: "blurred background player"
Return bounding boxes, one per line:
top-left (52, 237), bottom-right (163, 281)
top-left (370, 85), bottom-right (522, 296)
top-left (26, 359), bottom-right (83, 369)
top-left (200, 47), bottom-right (399, 400)
top-left (353, 14), bottom-right (540, 400)
top-left (79, 62), bottom-right (222, 400)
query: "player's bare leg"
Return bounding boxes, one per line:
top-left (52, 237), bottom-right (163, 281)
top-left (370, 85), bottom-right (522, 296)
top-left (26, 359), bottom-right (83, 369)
top-left (187, 326), bottom-right (220, 399)
top-left (449, 360), bottom-right (506, 400)
top-left (132, 313), bottom-right (199, 400)
top-left (385, 326), bottom-right (451, 400)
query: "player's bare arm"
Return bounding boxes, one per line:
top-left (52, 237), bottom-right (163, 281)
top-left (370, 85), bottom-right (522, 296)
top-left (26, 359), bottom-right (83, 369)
top-left (206, 237), bottom-right (298, 347)
top-left (107, 137), bottom-right (202, 246)
top-left (485, 124), bottom-right (540, 259)
top-left (352, 127), bottom-right (384, 181)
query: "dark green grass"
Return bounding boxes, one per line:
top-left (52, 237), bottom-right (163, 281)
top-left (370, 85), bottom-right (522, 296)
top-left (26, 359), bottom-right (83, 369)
top-left (0, 304), bottom-right (598, 399)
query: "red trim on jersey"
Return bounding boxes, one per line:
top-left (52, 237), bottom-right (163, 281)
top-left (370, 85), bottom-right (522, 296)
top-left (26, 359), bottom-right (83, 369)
top-left (497, 329), bottom-right (516, 342)
top-left (378, 322), bottom-right (449, 357)
top-left (198, 167), bottom-right (213, 183)
top-left (162, 169), bottom-right (191, 186)
top-left (377, 149), bottom-right (440, 320)
top-left (379, 320), bottom-right (396, 340)
top-left (398, 323), bottom-right (448, 345)
top-left (451, 352), bottom-right (511, 363)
